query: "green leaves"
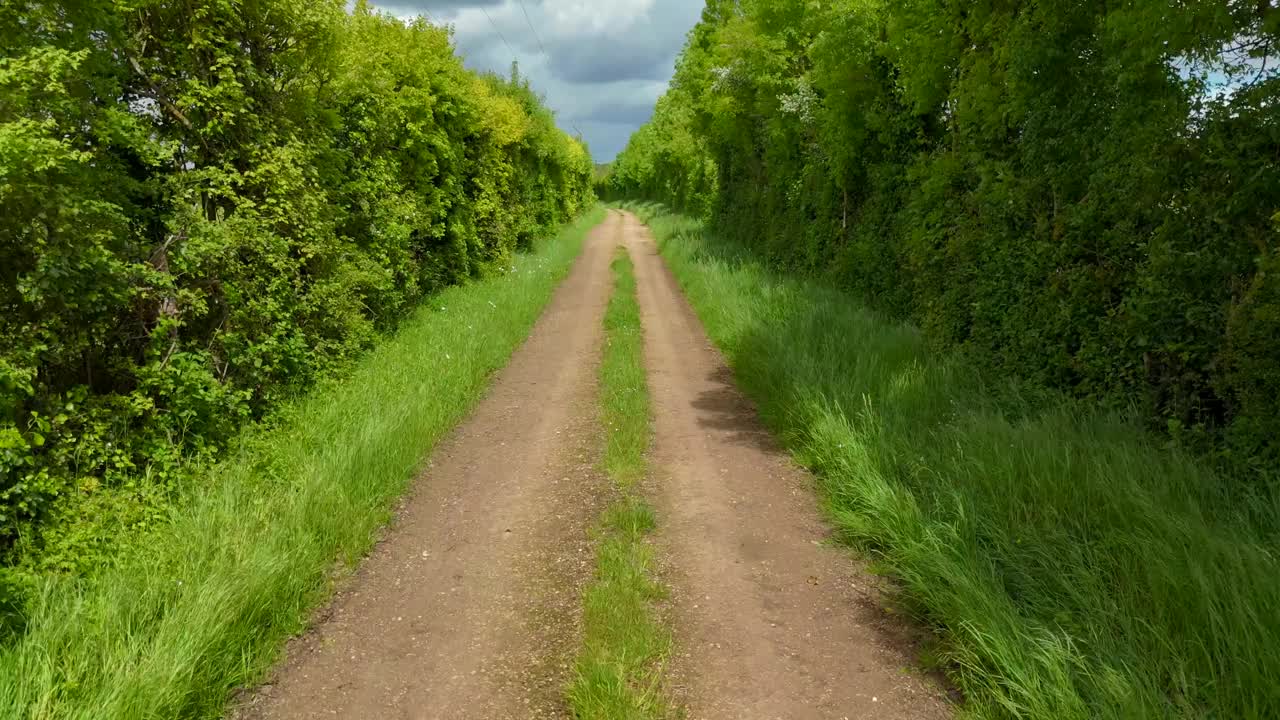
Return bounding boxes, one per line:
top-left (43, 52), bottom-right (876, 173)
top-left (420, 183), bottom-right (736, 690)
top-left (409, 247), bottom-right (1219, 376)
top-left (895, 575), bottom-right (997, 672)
top-left (613, 0), bottom-right (1280, 484)
top-left (0, 2), bottom-right (593, 573)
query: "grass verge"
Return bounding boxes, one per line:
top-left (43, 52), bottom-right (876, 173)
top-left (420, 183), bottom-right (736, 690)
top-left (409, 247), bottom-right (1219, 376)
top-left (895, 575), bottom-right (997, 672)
top-left (626, 202), bottom-right (1280, 720)
top-left (566, 247), bottom-right (670, 720)
top-left (0, 207), bottom-right (607, 720)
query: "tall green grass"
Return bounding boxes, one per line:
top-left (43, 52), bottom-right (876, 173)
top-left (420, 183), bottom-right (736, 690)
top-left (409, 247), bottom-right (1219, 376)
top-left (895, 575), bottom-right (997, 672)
top-left (0, 208), bottom-right (606, 720)
top-left (567, 248), bottom-right (670, 720)
top-left (628, 203), bottom-right (1280, 720)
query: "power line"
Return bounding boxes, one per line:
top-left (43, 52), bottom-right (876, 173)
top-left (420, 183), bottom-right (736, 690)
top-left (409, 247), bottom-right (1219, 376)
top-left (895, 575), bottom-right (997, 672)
top-left (515, 0), bottom-right (547, 56)
top-left (476, 4), bottom-right (577, 146)
top-left (480, 7), bottom-right (517, 60)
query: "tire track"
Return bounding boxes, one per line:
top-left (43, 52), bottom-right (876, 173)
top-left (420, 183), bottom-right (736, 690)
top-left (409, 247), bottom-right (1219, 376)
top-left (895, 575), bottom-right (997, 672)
top-left (619, 211), bottom-right (951, 720)
top-left (238, 214), bottom-right (623, 720)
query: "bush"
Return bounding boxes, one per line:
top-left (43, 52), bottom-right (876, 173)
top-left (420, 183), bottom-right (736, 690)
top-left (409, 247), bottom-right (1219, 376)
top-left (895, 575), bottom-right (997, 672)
top-left (608, 0), bottom-right (1280, 481)
top-left (640, 205), bottom-right (1280, 719)
top-left (0, 0), bottom-right (593, 572)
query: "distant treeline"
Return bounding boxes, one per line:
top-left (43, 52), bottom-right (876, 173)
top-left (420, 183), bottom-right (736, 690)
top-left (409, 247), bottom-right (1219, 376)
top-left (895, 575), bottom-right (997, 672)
top-left (1, 0), bottom-right (593, 571)
top-left (609, 0), bottom-right (1279, 478)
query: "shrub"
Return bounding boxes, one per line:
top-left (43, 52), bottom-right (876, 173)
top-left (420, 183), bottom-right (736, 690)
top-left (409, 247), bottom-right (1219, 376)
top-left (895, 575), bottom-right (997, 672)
top-left (608, 0), bottom-right (1279, 481)
top-left (0, 0), bottom-right (593, 572)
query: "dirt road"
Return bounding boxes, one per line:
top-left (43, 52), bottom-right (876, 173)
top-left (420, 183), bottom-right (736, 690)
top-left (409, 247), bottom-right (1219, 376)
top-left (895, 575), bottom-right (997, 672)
top-left (620, 212), bottom-right (948, 719)
top-left (242, 211), bottom-right (949, 719)
top-left (241, 214), bottom-right (624, 719)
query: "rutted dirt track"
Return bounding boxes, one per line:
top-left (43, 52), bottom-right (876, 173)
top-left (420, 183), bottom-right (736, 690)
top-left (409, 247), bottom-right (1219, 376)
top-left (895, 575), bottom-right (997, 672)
top-left (242, 210), bottom-right (950, 719)
top-left (619, 212), bottom-right (949, 720)
top-left (240, 214), bottom-right (623, 720)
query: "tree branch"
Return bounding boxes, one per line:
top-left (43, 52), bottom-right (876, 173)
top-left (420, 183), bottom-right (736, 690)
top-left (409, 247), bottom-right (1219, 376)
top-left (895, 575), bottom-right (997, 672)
top-left (126, 54), bottom-right (195, 131)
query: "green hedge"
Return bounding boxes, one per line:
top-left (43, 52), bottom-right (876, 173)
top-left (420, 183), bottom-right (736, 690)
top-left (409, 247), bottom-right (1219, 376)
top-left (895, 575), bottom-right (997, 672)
top-left (609, 0), bottom-right (1279, 480)
top-left (0, 0), bottom-right (593, 573)
top-left (638, 204), bottom-right (1279, 719)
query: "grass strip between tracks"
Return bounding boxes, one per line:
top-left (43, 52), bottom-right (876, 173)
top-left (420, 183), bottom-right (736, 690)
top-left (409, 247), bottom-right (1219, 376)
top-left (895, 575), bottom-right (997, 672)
top-left (567, 245), bottom-right (672, 720)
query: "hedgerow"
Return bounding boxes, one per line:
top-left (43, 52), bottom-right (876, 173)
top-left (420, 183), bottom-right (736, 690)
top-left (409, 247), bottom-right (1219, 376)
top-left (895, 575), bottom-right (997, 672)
top-left (0, 0), bottom-right (592, 581)
top-left (609, 0), bottom-right (1279, 481)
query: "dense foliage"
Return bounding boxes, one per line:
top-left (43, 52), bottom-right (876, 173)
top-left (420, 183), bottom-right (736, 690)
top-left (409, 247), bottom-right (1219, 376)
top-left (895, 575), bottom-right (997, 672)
top-left (611, 0), bottom-right (1280, 477)
top-left (640, 204), bottom-right (1279, 720)
top-left (1, 0), bottom-right (592, 575)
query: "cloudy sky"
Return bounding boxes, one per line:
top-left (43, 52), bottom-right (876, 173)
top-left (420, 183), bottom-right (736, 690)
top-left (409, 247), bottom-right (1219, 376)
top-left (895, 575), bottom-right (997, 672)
top-left (369, 0), bottom-right (703, 162)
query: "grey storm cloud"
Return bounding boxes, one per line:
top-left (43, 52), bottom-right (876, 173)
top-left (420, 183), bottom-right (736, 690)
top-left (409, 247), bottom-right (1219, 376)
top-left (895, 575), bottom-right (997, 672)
top-left (546, 31), bottom-right (682, 84)
top-left (368, 0), bottom-right (702, 161)
top-left (370, 0), bottom-right (507, 14)
top-left (582, 98), bottom-right (655, 127)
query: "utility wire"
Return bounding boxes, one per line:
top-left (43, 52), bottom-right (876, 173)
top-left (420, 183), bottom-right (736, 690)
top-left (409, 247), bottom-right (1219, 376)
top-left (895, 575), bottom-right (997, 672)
top-left (480, 7), bottom-right (517, 60)
top-left (515, 0), bottom-right (548, 56)
top-left (478, 4), bottom-right (579, 147)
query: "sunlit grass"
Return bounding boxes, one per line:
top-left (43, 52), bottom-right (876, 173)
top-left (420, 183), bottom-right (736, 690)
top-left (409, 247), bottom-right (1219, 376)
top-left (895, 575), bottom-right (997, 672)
top-left (0, 208), bottom-right (607, 720)
top-left (567, 248), bottom-right (671, 720)
top-left (629, 202), bottom-right (1280, 720)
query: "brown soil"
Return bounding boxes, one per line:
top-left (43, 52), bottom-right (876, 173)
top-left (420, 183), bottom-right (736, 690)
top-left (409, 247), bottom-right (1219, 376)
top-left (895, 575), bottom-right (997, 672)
top-left (619, 211), bottom-right (951, 720)
top-left (237, 210), bottom-right (953, 720)
top-left (237, 213), bottom-right (624, 720)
